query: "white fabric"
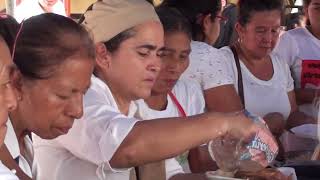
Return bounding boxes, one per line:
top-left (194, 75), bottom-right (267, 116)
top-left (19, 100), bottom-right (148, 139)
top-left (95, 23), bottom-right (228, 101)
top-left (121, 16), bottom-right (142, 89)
top-left (181, 41), bottom-right (234, 90)
top-left (33, 75), bottom-right (139, 180)
top-left (14, 0), bottom-right (66, 23)
top-left (0, 161), bottom-right (19, 180)
top-left (135, 80), bottom-right (205, 177)
top-left (216, 47), bottom-right (294, 120)
top-left (274, 27), bottom-right (320, 118)
top-left (4, 119), bottom-right (37, 179)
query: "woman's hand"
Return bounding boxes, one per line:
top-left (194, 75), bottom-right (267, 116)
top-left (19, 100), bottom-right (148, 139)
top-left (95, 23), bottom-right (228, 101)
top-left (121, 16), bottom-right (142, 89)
top-left (263, 112), bottom-right (286, 137)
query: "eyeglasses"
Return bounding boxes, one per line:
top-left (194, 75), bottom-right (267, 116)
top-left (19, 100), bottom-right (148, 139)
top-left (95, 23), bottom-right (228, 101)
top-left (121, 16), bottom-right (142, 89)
top-left (215, 15), bottom-right (228, 23)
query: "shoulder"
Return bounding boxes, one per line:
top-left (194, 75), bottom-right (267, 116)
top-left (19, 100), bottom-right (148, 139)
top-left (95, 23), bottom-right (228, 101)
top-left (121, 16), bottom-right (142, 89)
top-left (190, 41), bottom-right (220, 57)
top-left (173, 80), bottom-right (202, 96)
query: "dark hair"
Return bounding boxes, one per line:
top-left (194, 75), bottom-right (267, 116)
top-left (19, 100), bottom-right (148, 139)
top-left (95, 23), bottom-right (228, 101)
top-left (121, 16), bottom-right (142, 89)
top-left (303, 0), bottom-right (312, 7)
top-left (103, 28), bottom-right (136, 53)
top-left (0, 15), bottom-right (19, 53)
top-left (238, 0), bottom-right (284, 26)
top-left (160, 0), bottom-right (221, 40)
top-left (14, 13), bottom-right (95, 79)
top-left (156, 7), bottom-right (192, 39)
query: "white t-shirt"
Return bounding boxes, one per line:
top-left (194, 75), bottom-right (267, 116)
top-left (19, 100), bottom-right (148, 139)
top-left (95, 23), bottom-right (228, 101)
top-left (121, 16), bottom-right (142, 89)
top-left (0, 162), bottom-right (19, 180)
top-left (135, 80), bottom-right (205, 176)
top-left (217, 47), bottom-right (294, 119)
top-left (273, 27), bottom-right (320, 118)
top-left (4, 119), bottom-right (37, 179)
top-left (181, 41), bottom-right (234, 90)
top-left (33, 75), bottom-right (139, 180)
top-left (14, 0), bottom-right (66, 22)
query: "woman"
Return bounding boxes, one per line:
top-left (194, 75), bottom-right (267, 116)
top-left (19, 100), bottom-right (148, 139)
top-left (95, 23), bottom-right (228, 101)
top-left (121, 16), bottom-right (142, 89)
top-left (160, 0), bottom-right (244, 114)
top-left (274, 0), bottom-right (320, 119)
top-left (215, 0), bottom-right (315, 135)
top-left (33, 1), bottom-right (272, 180)
top-left (0, 15), bottom-right (19, 180)
top-left (0, 13), bottom-right (95, 179)
top-left (133, 7), bottom-right (207, 179)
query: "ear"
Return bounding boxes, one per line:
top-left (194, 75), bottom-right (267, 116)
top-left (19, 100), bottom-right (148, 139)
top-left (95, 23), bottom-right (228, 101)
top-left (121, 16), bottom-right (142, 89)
top-left (235, 22), bottom-right (245, 41)
top-left (95, 42), bottom-right (112, 71)
top-left (11, 67), bottom-right (23, 101)
top-left (202, 14), bottom-right (213, 36)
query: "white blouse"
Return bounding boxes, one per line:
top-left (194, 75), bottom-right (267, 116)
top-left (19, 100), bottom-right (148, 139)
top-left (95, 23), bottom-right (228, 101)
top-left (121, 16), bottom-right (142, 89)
top-left (4, 119), bottom-right (37, 179)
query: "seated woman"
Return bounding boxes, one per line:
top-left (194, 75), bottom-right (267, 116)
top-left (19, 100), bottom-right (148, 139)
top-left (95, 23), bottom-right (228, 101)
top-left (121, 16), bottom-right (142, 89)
top-left (32, 0), bottom-right (267, 180)
top-left (133, 7), bottom-right (207, 178)
top-left (0, 13), bottom-right (95, 179)
top-left (0, 15), bottom-right (19, 180)
top-left (274, 0), bottom-right (320, 119)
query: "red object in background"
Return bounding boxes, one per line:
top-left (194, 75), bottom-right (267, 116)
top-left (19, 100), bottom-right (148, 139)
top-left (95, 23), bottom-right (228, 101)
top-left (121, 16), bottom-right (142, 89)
top-left (64, 0), bottom-right (70, 16)
top-left (16, 0), bottom-right (23, 6)
top-left (301, 60), bottom-right (320, 89)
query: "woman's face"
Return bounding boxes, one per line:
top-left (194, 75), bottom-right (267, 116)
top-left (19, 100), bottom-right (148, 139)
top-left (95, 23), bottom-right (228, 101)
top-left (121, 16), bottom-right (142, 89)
top-left (305, 0), bottom-right (320, 30)
top-left (105, 21), bottom-right (164, 100)
top-left (14, 56), bottom-right (94, 139)
top-left (0, 40), bottom-right (17, 145)
top-left (152, 32), bottom-right (191, 94)
top-left (237, 10), bottom-right (282, 59)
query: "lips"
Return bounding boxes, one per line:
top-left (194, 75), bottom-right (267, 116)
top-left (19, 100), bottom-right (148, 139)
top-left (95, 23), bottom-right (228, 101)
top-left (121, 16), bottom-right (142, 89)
top-left (56, 126), bottom-right (71, 135)
top-left (165, 79), bottom-right (177, 87)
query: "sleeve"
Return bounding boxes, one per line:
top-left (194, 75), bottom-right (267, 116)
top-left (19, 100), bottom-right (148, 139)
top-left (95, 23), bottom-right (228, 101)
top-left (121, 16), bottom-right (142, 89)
top-left (197, 48), bottom-right (234, 90)
top-left (273, 32), bottom-right (299, 68)
top-left (54, 88), bottom-right (139, 173)
top-left (0, 162), bottom-right (19, 180)
top-left (165, 158), bottom-right (184, 180)
top-left (285, 62), bottom-right (295, 92)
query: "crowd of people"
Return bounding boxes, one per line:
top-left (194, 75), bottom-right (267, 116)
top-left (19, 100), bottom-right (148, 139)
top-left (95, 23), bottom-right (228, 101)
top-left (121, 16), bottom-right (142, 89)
top-left (0, 0), bottom-right (319, 179)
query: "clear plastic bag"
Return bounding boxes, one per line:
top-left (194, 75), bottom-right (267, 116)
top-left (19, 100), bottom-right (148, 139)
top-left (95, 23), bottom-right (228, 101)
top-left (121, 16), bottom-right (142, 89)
top-left (208, 110), bottom-right (279, 175)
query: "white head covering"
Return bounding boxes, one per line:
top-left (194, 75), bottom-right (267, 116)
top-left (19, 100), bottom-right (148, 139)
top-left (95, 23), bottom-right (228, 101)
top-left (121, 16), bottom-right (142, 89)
top-left (82, 0), bottom-right (160, 43)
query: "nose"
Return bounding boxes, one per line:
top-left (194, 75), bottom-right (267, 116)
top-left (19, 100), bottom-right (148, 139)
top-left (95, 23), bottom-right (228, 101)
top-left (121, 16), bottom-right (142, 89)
top-left (262, 31), bottom-right (274, 44)
top-left (5, 84), bottom-right (17, 112)
top-left (66, 94), bottom-right (84, 119)
top-left (147, 53), bottom-right (162, 73)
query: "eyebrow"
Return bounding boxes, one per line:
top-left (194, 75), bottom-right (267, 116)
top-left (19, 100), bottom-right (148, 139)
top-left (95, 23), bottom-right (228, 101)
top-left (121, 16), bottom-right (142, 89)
top-left (312, 2), bottom-right (320, 6)
top-left (136, 44), bottom-right (158, 50)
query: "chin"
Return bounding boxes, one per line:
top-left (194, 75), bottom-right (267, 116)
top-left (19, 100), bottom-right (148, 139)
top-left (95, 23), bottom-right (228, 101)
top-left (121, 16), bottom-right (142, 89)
top-left (137, 90), bottom-right (152, 100)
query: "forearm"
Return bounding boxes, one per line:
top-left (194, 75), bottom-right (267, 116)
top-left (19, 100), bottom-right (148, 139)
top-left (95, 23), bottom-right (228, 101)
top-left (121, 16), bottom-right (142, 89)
top-left (286, 110), bottom-right (316, 129)
top-left (110, 112), bottom-right (228, 168)
top-left (169, 173), bottom-right (207, 180)
top-left (295, 88), bottom-right (317, 105)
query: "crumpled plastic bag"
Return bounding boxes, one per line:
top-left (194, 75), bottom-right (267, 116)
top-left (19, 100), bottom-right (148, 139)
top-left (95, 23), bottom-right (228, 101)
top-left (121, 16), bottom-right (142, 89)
top-left (208, 110), bottom-right (279, 173)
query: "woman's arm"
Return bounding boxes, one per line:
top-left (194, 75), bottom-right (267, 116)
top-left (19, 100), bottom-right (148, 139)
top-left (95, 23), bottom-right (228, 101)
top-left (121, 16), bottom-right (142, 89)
top-left (295, 88), bottom-right (318, 105)
top-left (110, 112), bottom-right (256, 168)
top-left (204, 85), bottom-right (243, 112)
top-left (286, 90), bottom-right (317, 129)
